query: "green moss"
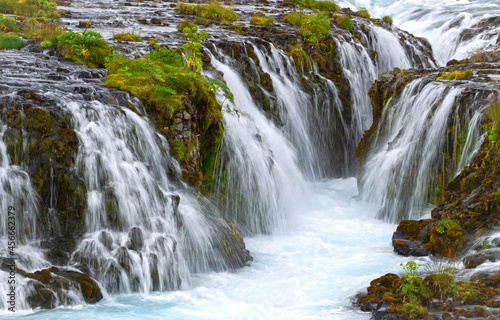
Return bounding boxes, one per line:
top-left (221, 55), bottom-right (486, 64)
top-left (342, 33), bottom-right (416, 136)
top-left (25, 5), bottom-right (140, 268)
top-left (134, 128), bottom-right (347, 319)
top-left (382, 15), bottom-right (393, 25)
top-left (0, 32), bottom-right (22, 49)
top-left (249, 16), bottom-right (274, 26)
top-left (336, 16), bottom-right (353, 31)
top-left (169, 140), bottom-right (186, 162)
top-left (284, 12), bottom-right (330, 43)
top-left (113, 33), bottom-right (141, 42)
top-left (176, 1), bottom-right (237, 23)
top-left (357, 7), bottom-right (370, 19)
top-left (436, 69), bottom-right (473, 81)
top-left (288, 0), bottom-right (338, 12)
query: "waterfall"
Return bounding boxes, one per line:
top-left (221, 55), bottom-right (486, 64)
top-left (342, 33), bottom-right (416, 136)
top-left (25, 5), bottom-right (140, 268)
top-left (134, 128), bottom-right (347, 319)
top-left (358, 79), bottom-right (484, 222)
top-left (67, 100), bottom-right (231, 293)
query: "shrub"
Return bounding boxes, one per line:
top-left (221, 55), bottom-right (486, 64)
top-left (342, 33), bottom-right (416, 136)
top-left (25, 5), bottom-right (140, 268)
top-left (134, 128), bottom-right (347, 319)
top-left (0, 14), bottom-right (18, 32)
top-left (177, 20), bottom-right (196, 33)
top-left (249, 16), bottom-right (274, 26)
top-left (40, 40), bottom-right (52, 48)
top-left (357, 7), bottom-right (370, 19)
top-left (176, 1), bottom-right (237, 23)
top-left (0, 32), bottom-right (22, 49)
top-left (0, 0), bottom-right (59, 20)
top-left (285, 12), bottom-right (330, 43)
top-left (57, 31), bottom-right (113, 67)
top-left (382, 15), bottom-right (393, 25)
top-left (336, 16), bottom-right (352, 30)
top-left (113, 33), bottom-right (141, 42)
top-left (195, 17), bottom-right (209, 25)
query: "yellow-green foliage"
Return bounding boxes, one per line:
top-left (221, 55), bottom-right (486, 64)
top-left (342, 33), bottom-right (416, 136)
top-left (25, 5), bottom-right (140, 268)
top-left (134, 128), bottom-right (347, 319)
top-left (105, 47), bottom-right (216, 125)
top-left (382, 15), bottom-right (393, 25)
top-left (487, 101), bottom-right (500, 143)
top-left (177, 20), bottom-right (196, 33)
top-left (289, 0), bottom-right (338, 12)
top-left (0, 32), bottom-right (22, 49)
top-left (57, 31), bottom-right (113, 68)
top-left (249, 16), bottom-right (274, 26)
top-left (0, 0), bottom-right (59, 19)
top-left (24, 19), bottom-right (63, 41)
top-left (284, 12), bottom-right (330, 43)
top-left (195, 17), bottom-right (209, 25)
top-left (357, 7), bottom-right (370, 18)
top-left (169, 140), bottom-right (186, 162)
top-left (0, 14), bottom-right (18, 32)
top-left (113, 33), bottom-right (141, 42)
top-left (436, 69), bottom-right (473, 80)
top-left (336, 16), bottom-right (353, 30)
top-left (176, 1), bottom-right (237, 23)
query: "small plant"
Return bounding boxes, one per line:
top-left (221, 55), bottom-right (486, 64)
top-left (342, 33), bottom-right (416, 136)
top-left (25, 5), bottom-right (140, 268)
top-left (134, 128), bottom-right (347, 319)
top-left (57, 31), bottom-right (113, 67)
top-left (357, 7), bottom-right (370, 19)
top-left (0, 33), bottom-right (22, 49)
top-left (249, 16), bottom-right (274, 26)
top-left (208, 78), bottom-right (238, 118)
top-left (486, 101), bottom-right (500, 143)
top-left (336, 16), bottom-right (353, 31)
top-left (436, 69), bottom-right (472, 80)
top-left (289, 0), bottom-right (338, 13)
top-left (195, 17), bottom-right (209, 25)
top-left (382, 15), bottom-right (393, 25)
top-left (285, 12), bottom-right (330, 43)
top-left (176, 1), bottom-right (237, 23)
top-left (181, 27), bottom-right (208, 72)
top-left (177, 20), bottom-right (196, 33)
top-left (40, 40), bottom-right (53, 48)
top-left (113, 33), bottom-right (141, 42)
top-left (0, 14), bottom-right (18, 32)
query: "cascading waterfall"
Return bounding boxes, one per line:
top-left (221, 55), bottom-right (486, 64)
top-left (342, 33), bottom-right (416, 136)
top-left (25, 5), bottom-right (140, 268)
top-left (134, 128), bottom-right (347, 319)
top-left (67, 100), bottom-right (231, 293)
top-left (341, 0), bottom-right (500, 64)
top-left (358, 79), bottom-right (484, 222)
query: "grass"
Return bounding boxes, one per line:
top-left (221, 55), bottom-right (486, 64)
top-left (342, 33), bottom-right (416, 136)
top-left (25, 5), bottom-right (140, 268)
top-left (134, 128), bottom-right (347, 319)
top-left (0, 0), bottom-right (59, 20)
top-left (113, 33), bottom-right (141, 42)
top-left (176, 1), bottom-right (237, 23)
top-left (382, 15), bottom-right (393, 25)
top-left (0, 14), bottom-right (18, 32)
top-left (436, 69), bottom-right (472, 80)
top-left (336, 16), bottom-right (352, 30)
top-left (357, 7), bottom-right (370, 18)
top-left (249, 16), bottom-right (274, 26)
top-left (57, 31), bottom-right (113, 68)
top-left (289, 0), bottom-right (338, 12)
top-left (284, 12), bottom-right (330, 43)
top-left (0, 32), bottom-right (22, 49)
top-left (195, 17), bottom-right (209, 25)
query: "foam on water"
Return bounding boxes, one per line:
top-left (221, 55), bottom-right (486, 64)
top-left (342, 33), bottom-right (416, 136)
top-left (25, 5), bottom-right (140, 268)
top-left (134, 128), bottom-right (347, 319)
top-left (2, 178), bottom-right (429, 319)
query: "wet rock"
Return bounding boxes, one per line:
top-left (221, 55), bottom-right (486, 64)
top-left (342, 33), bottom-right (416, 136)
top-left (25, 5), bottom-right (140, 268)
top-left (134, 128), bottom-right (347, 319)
top-left (127, 227), bottom-right (144, 251)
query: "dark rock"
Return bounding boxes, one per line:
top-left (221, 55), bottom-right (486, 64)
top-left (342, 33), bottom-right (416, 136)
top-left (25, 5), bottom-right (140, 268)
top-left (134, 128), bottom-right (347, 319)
top-left (127, 227), bottom-right (144, 251)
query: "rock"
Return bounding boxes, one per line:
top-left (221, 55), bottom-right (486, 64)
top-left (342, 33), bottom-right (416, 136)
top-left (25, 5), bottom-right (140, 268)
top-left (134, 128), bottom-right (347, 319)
top-left (127, 227), bottom-right (144, 251)
top-left (374, 306), bottom-right (388, 320)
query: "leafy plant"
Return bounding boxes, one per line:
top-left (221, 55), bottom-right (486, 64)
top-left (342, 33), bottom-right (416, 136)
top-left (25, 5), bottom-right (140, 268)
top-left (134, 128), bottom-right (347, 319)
top-left (113, 33), bottom-right (141, 42)
top-left (289, 0), bottom-right (338, 12)
top-left (208, 78), bottom-right (238, 118)
top-left (0, 14), bottom-right (18, 32)
top-left (181, 27), bottom-right (208, 72)
top-left (382, 15), bottom-right (393, 25)
top-left (249, 16), bottom-right (274, 26)
top-left (57, 31), bottom-right (113, 67)
top-left (285, 11), bottom-right (330, 43)
top-left (177, 20), bottom-right (196, 33)
top-left (357, 7), bottom-right (370, 19)
top-left (336, 16), bottom-right (353, 31)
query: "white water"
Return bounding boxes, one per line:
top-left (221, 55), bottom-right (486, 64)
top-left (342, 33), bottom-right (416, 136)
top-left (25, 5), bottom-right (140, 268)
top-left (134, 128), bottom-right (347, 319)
top-left (3, 178), bottom-right (429, 319)
top-left (341, 0), bottom-right (500, 64)
top-left (358, 80), bottom-right (484, 222)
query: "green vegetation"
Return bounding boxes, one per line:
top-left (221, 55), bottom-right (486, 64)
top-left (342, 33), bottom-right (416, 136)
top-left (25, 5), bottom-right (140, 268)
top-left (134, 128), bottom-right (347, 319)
top-left (436, 68), bottom-right (473, 80)
top-left (176, 1), bottom-right (237, 23)
top-left (249, 16), bottom-right (274, 26)
top-left (284, 12), bottom-right (330, 43)
top-left (0, 0), bottom-right (59, 19)
top-left (0, 32), bottom-right (22, 49)
top-left (357, 7), bottom-right (370, 19)
top-left (382, 15), bottom-right (393, 25)
top-left (177, 20), bottom-right (196, 33)
top-left (113, 33), bottom-right (141, 42)
top-left (181, 26), bottom-right (208, 72)
top-left (169, 140), bottom-right (186, 162)
top-left (195, 17), bottom-right (209, 25)
top-left (57, 31), bottom-right (113, 68)
top-left (336, 16), bottom-right (353, 31)
top-left (486, 100), bottom-right (500, 143)
top-left (289, 0), bottom-right (338, 12)
top-left (0, 14), bottom-right (18, 32)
